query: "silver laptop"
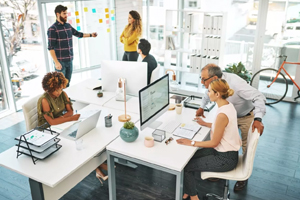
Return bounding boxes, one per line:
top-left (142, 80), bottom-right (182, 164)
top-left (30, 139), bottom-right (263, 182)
top-left (61, 110), bottom-right (101, 140)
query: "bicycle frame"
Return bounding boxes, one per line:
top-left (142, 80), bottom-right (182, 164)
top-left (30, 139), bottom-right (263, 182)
top-left (268, 60), bottom-right (300, 91)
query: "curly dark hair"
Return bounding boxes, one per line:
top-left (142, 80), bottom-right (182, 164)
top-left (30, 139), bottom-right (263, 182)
top-left (42, 72), bottom-right (68, 93)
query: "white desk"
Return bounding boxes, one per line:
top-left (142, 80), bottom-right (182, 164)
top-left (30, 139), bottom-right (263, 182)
top-left (64, 79), bottom-right (116, 106)
top-left (106, 106), bottom-right (216, 200)
top-left (0, 104), bottom-right (139, 200)
top-left (103, 95), bottom-right (140, 114)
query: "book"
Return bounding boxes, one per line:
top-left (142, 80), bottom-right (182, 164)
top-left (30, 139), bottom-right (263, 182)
top-left (173, 123), bottom-right (202, 140)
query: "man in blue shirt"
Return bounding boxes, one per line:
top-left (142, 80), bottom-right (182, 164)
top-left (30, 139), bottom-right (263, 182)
top-left (137, 39), bottom-right (157, 85)
top-left (47, 5), bottom-right (97, 87)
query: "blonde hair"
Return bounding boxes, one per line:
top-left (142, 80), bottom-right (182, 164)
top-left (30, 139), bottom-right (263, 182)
top-left (210, 79), bottom-right (234, 99)
top-left (127, 10), bottom-right (142, 36)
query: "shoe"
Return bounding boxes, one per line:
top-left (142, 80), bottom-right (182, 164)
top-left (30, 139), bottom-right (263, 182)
top-left (208, 178), bottom-right (220, 182)
top-left (96, 168), bottom-right (108, 186)
top-left (234, 180), bottom-right (248, 191)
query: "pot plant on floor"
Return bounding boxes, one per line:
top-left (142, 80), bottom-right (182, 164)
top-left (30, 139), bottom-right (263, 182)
top-left (120, 121), bottom-right (139, 142)
top-left (225, 62), bottom-right (252, 83)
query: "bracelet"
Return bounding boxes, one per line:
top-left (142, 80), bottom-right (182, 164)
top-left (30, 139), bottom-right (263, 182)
top-left (90, 33), bottom-right (92, 37)
top-left (254, 117), bottom-right (262, 122)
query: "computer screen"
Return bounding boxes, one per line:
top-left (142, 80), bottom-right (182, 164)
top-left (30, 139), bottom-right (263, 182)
top-left (139, 74), bottom-right (169, 131)
top-left (101, 60), bottom-right (147, 96)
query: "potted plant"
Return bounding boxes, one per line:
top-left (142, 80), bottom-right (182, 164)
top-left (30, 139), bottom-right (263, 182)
top-left (225, 62), bottom-right (252, 83)
top-left (119, 121), bottom-right (139, 142)
top-left (97, 90), bottom-right (103, 97)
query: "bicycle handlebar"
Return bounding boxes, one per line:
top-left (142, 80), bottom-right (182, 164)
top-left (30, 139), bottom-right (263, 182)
top-left (279, 55), bottom-right (287, 61)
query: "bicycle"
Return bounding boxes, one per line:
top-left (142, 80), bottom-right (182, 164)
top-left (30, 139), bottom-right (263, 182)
top-left (250, 55), bottom-right (300, 105)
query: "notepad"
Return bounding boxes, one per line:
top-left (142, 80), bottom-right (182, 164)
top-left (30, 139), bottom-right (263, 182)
top-left (173, 123), bottom-right (202, 140)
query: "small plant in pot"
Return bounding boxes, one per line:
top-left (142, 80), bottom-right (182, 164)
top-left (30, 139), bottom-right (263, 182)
top-left (225, 62), bottom-right (252, 83)
top-left (97, 90), bottom-right (103, 97)
top-left (120, 121), bottom-right (139, 142)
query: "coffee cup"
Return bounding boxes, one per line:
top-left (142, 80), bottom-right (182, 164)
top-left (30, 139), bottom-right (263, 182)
top-left (176, 104), bottom-right (183, 114)
top-left (144, 136), bottom-right (154, 148)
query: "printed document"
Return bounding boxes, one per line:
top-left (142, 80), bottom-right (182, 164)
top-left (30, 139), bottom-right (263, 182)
top-left (173, 123), bottom-right (202, 140)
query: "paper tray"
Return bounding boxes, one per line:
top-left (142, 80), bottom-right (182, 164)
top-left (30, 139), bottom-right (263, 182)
top-left (184, 96), bottom-right (215, 111)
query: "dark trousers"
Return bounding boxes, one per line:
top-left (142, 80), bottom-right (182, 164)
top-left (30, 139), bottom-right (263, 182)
top-left (184, 148), bottom-right (238, 196)
top-left (122, 51), bottom-right (139, 61)
top-left (55, 61), bottom-right (73, 87)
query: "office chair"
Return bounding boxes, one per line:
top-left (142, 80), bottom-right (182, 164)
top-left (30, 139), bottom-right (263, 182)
top-left (201, 127), bottom-right (260, 200)
top-left (150, 64), bottom-right (161, 83)
top-left (22, 94), bottom-right (41, 132)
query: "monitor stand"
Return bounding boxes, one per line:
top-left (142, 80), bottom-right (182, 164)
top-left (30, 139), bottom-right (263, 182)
top-left (148, 121), bottom-right (163, 130)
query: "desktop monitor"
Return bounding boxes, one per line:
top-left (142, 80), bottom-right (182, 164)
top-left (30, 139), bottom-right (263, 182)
top-left (139, 74), bottom-right (169, 131)
top-left (101, 60), bottom-right (147, 96)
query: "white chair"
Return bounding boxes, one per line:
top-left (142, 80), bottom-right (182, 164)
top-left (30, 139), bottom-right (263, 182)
top-left (150, 64), bottom-right (161, 83)
top-left (201, 127), bottom-right (260, 200)
top-left (22, 94), bottom-right (41, 132)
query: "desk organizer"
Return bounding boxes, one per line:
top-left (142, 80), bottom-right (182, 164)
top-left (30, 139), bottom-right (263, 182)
top-left (15, 124), bottom-right (62, 164)
top-left (184, 95), bottom-right (215, 112)
top-left (152, 129), bottom-right (166, 142)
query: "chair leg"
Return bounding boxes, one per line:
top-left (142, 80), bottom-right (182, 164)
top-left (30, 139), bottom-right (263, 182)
top-left (204, 179), bottom-right (230, 200)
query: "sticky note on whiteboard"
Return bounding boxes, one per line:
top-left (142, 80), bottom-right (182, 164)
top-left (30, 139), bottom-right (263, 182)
top-left (84, 7), bottom-right (88, 12)
top-left (68, 20), bottom-right (72, 24)
top-left (106, 20), bottom-right (109, 24)
top-left (105, 14), bottom-right (109, 18)
top-left (76, 19), bottom-right (80, 23)
top-left (77, 26), bottom-right (81, 31)
top-left (107, 28), bottom-right (110, 32)
top-left (99, 19), bottom-right (103, 23)
top-left (111, 16), bottom-right (115, 21)
top-left (68, 12), bottom-right (71, 16)
top-left (92, 8), bottom-right (96, 13)
top-left (105, 8), bottom-right (109, 12)
top-left (111, 10), bottom-right (115, 14)
top-left (75, 11), bottom-right (79, 16)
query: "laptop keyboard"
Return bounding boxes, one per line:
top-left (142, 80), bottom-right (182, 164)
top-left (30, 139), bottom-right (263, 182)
top-left (68, 130), bottom-right (78, 138)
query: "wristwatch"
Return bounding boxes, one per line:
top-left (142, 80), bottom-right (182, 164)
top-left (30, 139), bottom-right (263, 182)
top-left (90, 33), bottom-right (92, 37)
top-left (191, 140), bottom-right (195, 146)
top-left (254, 117), bottom-right (262, 122)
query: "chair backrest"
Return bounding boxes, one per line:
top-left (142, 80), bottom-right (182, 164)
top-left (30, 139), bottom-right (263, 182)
top-left (22, 94), bottom-right (41, 132)
top-left (150, 64), bottom-right (161, 83)
top-left (242, 126), bottom-right (260, 178)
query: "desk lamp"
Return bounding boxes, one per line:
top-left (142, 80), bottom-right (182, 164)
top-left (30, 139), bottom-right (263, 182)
top-left (118, 78), bottom-right (131, 122)
top-left (165, 69), bottom-right (179, 91)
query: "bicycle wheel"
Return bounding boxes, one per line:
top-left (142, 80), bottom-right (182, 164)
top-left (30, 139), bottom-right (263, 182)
top-left (250, 68), bottom-right (288, 105)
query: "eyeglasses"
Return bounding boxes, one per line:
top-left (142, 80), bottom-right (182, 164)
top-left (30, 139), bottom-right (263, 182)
top-left (200, 76), bottom-right (214, 83)
top-left (165, 137), bottom-right (173, 145)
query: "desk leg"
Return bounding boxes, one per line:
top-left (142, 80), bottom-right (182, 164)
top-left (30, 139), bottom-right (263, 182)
top-left (29, 178), bottom-right (45, 200)
top-left (107, 151), bottom-right (116, 200)
top-left (175, 170), bottom-right (184, 200)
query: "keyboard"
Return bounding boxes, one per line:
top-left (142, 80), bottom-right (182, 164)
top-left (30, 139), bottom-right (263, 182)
top-left (68, 130), bottom-right (78, 138)
top-left (161, 121), bottom-right (181, 133)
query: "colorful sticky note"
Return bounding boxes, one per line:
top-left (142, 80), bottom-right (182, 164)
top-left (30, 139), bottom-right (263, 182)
top-left (106, 20), bottom-right (109, 24)
top-left (76, 19), bottom-right (80, 23)
top-left (105, 14), bottom-right (109, 18)
top-left (77, 26), bottom-right (81, 31)
top-left (68, 12), bottom-right (71, 16)
top-left (84, 7), bottom-right (88, 12)
top-left (92, 8), bottom-right (96, 13)
top-left (68, 20), bottom-right (72, 24)
top-left (111, 16), bottom-right (115, 21)
top-left (75, 11), bottom-right (79, 16)
top-left (105, 8), bottom-right (109, 12)
top-left (111, 10), bottom-right (114, 14)
top-left (107, 28), bottom-right (110, 32)
top-left (99, 19), bottom-right (103, 23)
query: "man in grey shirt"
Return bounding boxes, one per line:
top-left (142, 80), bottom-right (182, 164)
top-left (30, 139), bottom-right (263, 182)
top-left (196, 64), bottom-right (266, 191)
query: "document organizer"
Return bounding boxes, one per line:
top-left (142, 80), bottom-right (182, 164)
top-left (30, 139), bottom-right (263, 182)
top-left (184, 95), bottom-right (215, 112)
top-left (15, 124), bottom-right (62, 165)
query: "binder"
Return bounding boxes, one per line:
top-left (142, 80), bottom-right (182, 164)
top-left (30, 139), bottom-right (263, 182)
top-left (190, 13), bottom-right (200, 33)
top-left (195, 55), bottom-right (202, 74)
top-left (185, 13), bottom-right (192, 32)
top-left (202, 37), bottom-right (208, 55)
top-left (217, 16), bottom-right (223, 35)
top-left (201, 55), bottom-right (207, 68)
top-left (212, 16), bottom-right (218, 35)
top-left (190, 54), bottom-right (196, 72)
top-left (203, 14), bottom-right (211, 35)
top-left (207, 36), bottom-right (214, 56)
top-left (215, 37), bottom-right (221, 57)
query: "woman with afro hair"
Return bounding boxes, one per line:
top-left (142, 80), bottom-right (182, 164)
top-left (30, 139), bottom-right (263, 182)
top-left (37, 71), bottom-right (80, 127)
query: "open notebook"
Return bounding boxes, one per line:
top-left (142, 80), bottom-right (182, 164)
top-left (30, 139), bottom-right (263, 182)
top-left (173, 123), bottom-right (202, 140)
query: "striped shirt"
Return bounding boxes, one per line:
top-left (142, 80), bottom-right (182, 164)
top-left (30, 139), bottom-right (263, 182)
top-left (47, 20), bottom-right (83, 62)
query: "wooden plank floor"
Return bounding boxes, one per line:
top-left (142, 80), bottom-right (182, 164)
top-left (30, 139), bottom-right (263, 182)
top-left (0, 101), bottom-right (299, 200)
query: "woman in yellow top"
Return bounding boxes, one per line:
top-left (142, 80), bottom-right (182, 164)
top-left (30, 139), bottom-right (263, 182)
top-left (120, 10), bottom-right (142, 61)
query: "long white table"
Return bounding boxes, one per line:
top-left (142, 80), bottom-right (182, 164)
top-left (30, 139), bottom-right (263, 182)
top-left (107, 106), bottom-right (216, 200)
top-left (0, 104), bottom-right (139, 200)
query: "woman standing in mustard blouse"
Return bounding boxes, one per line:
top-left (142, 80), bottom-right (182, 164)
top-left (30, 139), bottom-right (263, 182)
top-left (120, 10), bottom-right (142, 61)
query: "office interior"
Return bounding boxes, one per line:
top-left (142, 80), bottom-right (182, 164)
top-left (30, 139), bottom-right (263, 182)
top-left (0, 0), bottom-right (299, 200)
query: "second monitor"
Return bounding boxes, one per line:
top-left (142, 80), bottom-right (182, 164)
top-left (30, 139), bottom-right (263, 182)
top-left (101, 60), bottom-right (148, 97)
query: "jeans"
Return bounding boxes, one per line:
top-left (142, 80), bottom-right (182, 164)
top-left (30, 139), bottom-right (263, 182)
top-left (55, 61), bottom-right (73, 87)
top-left (122, 51), bottom-right (139, 61)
